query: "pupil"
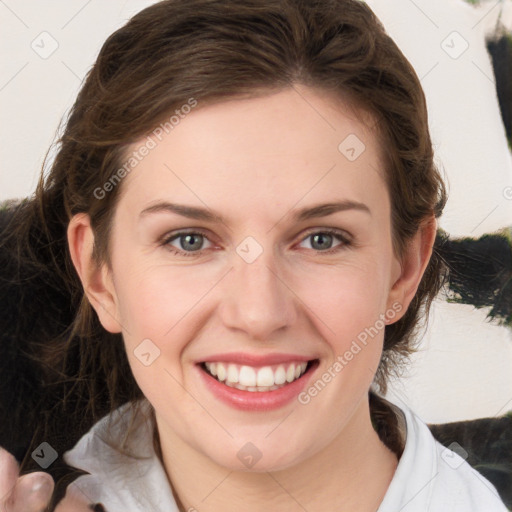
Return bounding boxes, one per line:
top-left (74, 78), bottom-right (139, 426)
top-left (179, 233), bottom-right (333, 252)
top-left (182, 234), bottom-right (202, 251)
top-left (312, 233), bottom-right (332, 250)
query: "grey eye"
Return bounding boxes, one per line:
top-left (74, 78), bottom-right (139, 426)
top-left (300, 232), bottom-right (344, 251)
top-left (165, 232), bottom-right (213, 253)
top-left (177, 233), bottom-right (205, 251)
top-left (310, 233), bottom-right (334, 250)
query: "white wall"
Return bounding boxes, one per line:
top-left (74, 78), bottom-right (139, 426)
top-left (366, 0), bottom-right (512, 423)
top-left (1, 0), bottom-right (511, 423)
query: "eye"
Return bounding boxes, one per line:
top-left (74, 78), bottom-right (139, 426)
top-left (161, 230), bottom-right (214, 257)
top-left (298, 229), bottom-right (351, 254)
top-left (160, 227), bottom-right (352, 258)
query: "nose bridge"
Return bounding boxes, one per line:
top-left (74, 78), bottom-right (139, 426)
top-left (219, 240), bottom-right (297, 339)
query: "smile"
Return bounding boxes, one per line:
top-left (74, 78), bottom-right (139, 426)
top-left (196, 353), bottom-right (320, 411)
top-left (201, 361), bottom-right (311, 392)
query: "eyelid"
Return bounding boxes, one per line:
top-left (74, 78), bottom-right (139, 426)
top-left (295, 227), bottom-right (352, 253)
top-left (160, 226), bottom-right (353, 257)
top-left (298, 226), bottom-right (352, 243)
top-left (161, 228), bottom-right (216, 249)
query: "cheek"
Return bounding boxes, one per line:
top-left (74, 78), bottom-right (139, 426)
top-left (292, 257), bottom-right (390, 345)
top-left (113, 258), bottom-right (218, 343)
top-left (113, 263), bottom-right (209, 398)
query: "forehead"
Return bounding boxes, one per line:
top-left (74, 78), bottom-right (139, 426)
top-left (117, 86), bottom-right (388, 220)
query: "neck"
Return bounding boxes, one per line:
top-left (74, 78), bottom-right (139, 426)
top-left (155, 395), bottom-right (399, 512)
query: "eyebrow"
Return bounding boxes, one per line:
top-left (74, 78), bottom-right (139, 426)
top-left (139, 199), bottom-right (371, 223)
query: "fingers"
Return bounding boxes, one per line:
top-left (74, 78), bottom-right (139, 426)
top-left (0, 447), bottom-right (19, 507)
top-left (0, 447), bottom-right (54, 512)
top-left (11, 472), bottom-right (54, 512)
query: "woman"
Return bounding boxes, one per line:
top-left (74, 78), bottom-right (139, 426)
top-left (0, 0), bottom-right (508, 510)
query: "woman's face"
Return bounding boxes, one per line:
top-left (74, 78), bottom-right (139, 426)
top-left (83, 86), bottom-right (417, 471)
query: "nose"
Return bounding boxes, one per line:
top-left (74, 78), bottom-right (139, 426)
top-left (219, 250), bottom-right (298, 341)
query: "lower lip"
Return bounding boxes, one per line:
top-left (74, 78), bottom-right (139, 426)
top-left (196, 361), bottom-right (319, 411)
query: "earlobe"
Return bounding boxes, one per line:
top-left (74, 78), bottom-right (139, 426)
top-left (386, 215), bottom-right (437, 320)
top-left (67, 213), bottom-right (122, 334)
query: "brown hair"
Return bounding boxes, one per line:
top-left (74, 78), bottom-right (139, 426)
top-left (1, 0), bottom-right (447, 500)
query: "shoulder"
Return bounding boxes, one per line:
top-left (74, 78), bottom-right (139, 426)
top-left (429, 439), bottom-right (509, 511)
top-left (377, 396), bottom-right (508, 512)
top-left (60, 399), bottom-right (179, 512)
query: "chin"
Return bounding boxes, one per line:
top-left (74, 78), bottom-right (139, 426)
top-left (203, 439), bottom-right (308, 473)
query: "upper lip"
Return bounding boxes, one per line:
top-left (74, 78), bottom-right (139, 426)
top-left (197, 353), bottom-right (317, 367)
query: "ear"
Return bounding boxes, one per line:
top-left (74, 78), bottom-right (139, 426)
top-left (386, 215), bottom-right (437, 322)
top-left (67, 213), bottom-right (122, 333)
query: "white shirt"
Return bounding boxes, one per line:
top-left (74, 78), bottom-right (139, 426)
top-left (63, 397), bottom-right (508, 511)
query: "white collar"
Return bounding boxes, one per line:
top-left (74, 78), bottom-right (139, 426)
top-left (64, 399), bottom-right (179, 511)
top-left (377, 394), bottom-right (507, 511)
top-left (64, 396), bottom-right (507, 511)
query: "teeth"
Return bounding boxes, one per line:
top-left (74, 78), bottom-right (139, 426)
top-left (256, 366), bottom-right (274, 387)
top-left (274, 365), bottom-right (286, 385)
top-left (239, 365), bottom-right (256, 387)
top-left (227, 364), bottom-right (239, 383)
top-left (203, 361), bottom-right (309, 391)
top-left (216, 363), bottom-right (226, 382)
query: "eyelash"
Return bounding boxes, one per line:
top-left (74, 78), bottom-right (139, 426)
top-left (160, 228), bottom-right (352, 258)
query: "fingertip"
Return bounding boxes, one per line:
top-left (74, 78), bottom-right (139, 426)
top-left (0, 446), bottom-right (19, 471)
top-left (0, 447), bottom-right (20, 504)
top-left (16, 473), bottom-right (54, 511)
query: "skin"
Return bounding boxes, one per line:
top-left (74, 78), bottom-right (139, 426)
top-left (0, 446), bottom-right (90, 512)
top-left (67, 85), bottom-right (436, 511)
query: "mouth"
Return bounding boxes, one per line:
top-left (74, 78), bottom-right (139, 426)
top-left (198, 359), bottom-right (319, 392)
